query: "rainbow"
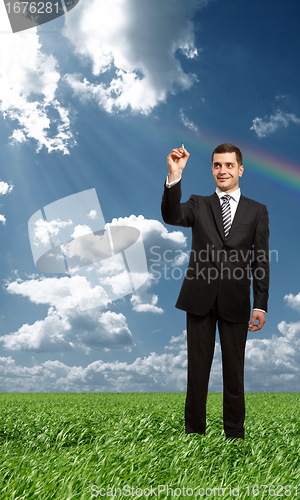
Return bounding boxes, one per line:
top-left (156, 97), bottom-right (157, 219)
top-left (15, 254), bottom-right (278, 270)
top-left (156, 122), bottom-right (300, 196)
top-left (242, 147), bottom-right (300, 193)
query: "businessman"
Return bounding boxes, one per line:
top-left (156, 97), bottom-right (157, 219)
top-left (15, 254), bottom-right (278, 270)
top-left (161, 143), bottom-right (269, 439)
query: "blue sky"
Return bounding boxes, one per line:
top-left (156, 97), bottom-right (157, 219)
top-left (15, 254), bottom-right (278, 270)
top-left (0, 0), bottom-right (300, 392)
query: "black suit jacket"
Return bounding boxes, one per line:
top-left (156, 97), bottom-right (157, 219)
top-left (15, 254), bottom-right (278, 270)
top-left (161, 180), bottom-right (269, 323)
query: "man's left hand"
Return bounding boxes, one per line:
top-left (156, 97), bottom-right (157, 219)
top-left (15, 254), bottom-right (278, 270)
top-left (248, 310), bottom-right (266, 331)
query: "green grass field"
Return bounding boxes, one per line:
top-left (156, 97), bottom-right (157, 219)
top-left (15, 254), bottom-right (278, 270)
top-left (0, 393), bottom-right (299, 499)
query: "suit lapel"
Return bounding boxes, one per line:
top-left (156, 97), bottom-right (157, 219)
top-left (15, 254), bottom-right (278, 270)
top-left (226, 195), bottom-right (248, 242)
top-left (209, 193), bottom-right (224, 240)
top-left (209, 193), bottom-right (248, 243)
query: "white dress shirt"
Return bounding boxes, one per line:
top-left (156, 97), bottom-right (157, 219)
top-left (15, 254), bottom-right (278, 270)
top-left (215, 186), bottom-right (240, 224)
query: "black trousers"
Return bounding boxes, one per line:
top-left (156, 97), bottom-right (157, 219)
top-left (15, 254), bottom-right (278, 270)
top-left (185, 302), bottom-right (248, 439)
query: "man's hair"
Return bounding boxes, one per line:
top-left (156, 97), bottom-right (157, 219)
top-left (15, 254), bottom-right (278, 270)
top-left (211, 143), bottom-right (243, 166)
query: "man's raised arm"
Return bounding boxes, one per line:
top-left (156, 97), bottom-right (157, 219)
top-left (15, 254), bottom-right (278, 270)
top-left (162, 147), bottom-right (197, 228)
top-left (166, 146), bottom-right (190, 184)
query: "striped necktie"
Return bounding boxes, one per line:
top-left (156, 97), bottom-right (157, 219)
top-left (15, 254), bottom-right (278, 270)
top-left (221, 194), bottom-right (231, 239)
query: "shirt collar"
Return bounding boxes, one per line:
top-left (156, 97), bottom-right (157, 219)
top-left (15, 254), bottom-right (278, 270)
top-left (215, 186), bottom-right (241, 203)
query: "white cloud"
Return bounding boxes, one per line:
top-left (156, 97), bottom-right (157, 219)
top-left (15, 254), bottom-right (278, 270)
top-left (0, 180), bottom-right (14, 225)
top-left (0, 2), bottom-right (206, 150)
top-left (99, 267), bottom-right (135, 297)
top-left (34, 218), bottom-right (73, 245)
top-left (11, 216), bottom-right (300, 392)
top-left (2, 291), bottom-right (300, 391)
top-left (4, 215), bottom-right (187, 354)
top-left (180, 109), bottom-right (199, 134)
top-left (244, 321), bottom-right (300, 392)
top-left (0, 307), bottom-right (74, 353)
top-left (81, 310), bottom-right (134, 351)
top-left (63, 0), bottom-right (204, 114)
top-left (28, 215), bottom-right (171, 314)
top-left (62, 214), bottom-right (187, 284)
top-left (0, 31), bottom-right (75, 153)
top-left (284, 292), bottom-right (300, 313)
top-left (165, 331), bottom-right (187, 351)
top-left (6, 275), bottom-right (111, 312)
top-left (275, 94), bottom-right (288, 101)
top-left (105, 215), bottom-right (187, 314)
top-left (250, 109), bottom-right (300, 138)
top-left (10, 129), bottom-right (26, 144)
top-left (0, 334), bottom-right (187, 392)
top-left (88, 210), bottom-right (97, 220)
top-left (64, 230), bottom-right (110, 264)
top-left (71, 224), bottom-right (93, 239)
top-left (0, 181), bottom-right (14, 195)
top-left (110, 214), bottom-right (187, 304)
top-left (131, 294), bottom-right (163, 314)
top-left (0, 305), bottom-right (134, 354)
top-left (110, 214), bottom-right (186, 247)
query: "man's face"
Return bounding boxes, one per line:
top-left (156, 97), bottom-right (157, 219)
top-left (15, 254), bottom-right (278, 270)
top-left (211, 152), bottom-right (244, 193)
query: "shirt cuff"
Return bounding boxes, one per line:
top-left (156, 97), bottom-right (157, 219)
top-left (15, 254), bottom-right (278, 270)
top-left (166, 175), bottom-right (181, 188)
top-left (253, 308), bottom-right (266, 314)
